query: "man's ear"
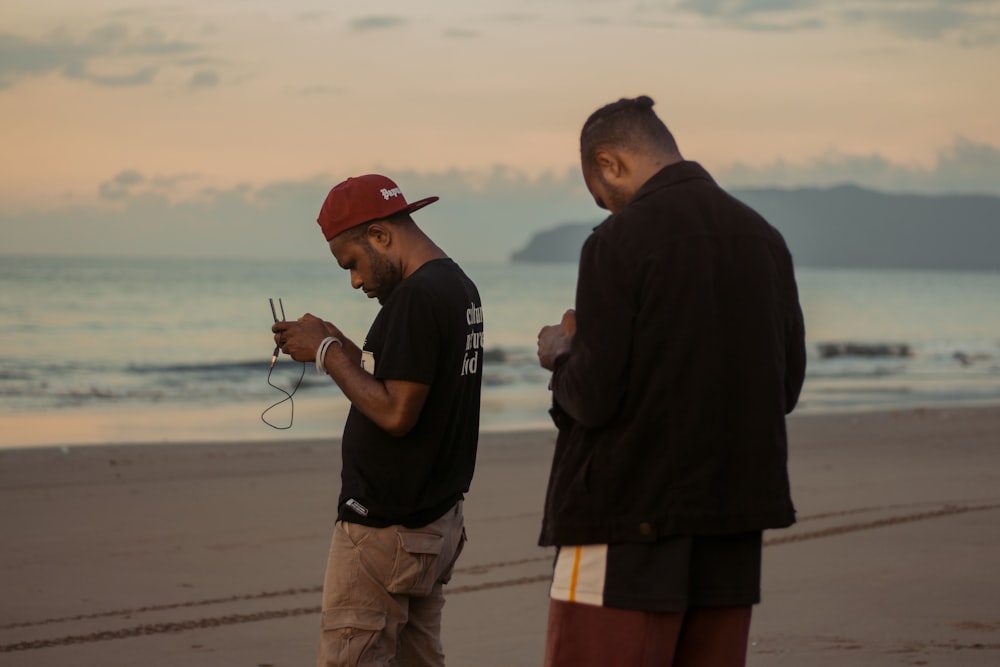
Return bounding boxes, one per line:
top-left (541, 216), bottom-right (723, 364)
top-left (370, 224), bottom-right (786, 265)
top-left (595, 149), bottom-right (627, 182)
top-left (366, 222), bottom-right (392, 250)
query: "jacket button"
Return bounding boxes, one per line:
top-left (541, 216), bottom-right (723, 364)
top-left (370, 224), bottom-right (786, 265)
top-left (638, 522), bottom-right (654, 537)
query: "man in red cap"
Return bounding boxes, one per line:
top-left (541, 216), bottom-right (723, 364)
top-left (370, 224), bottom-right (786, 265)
top-left (273, 174), bottom-right (484, 666)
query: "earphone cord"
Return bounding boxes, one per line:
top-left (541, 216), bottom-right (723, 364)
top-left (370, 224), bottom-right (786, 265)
top-left (261, 361), bottom-right (306, 430)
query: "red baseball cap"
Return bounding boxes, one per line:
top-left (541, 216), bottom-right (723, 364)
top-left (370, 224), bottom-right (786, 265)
top-left (316, 174), bottom-right (439, 241)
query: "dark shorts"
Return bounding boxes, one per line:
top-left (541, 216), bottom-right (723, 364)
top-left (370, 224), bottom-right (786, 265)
top-left (550, 532), bottom-right (762, 613)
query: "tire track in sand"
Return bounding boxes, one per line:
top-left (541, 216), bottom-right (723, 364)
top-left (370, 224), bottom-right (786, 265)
top-left (4, 501), bottom-right (999, 652)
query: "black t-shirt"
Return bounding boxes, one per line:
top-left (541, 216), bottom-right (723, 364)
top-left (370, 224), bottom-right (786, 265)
top-left (338, 258), bottom-right (483, 528)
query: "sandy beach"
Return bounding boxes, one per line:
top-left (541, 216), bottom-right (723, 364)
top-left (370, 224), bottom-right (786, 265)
top-left (2, 406), bottom-right (999, 666)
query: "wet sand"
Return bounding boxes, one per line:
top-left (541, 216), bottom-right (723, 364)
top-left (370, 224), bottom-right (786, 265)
top-left (2, 406), bottom-right (999, 666)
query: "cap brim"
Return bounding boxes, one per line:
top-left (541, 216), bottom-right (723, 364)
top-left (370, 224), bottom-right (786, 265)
top-left (401, 196), bottom-right (439, 216)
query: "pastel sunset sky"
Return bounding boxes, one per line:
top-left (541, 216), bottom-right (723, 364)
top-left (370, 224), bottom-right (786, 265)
top-left (3, 0), bottom-right (999, 260)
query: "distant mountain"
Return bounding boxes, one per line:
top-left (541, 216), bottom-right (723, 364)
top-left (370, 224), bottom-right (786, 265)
top-left (510, 223), bottom-right (595, 263)
top-left (511, 185), bottom-right (1000, 270)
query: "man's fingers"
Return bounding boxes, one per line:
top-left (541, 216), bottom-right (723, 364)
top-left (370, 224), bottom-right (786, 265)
top-left (538, 323), bottom-right (559, 339)
top-left (560, 310), bottom-right (576, 335)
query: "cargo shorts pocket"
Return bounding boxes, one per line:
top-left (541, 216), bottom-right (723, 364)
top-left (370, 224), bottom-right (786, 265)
top-left (319, 607), bottom-right (386, 667)
top-left (387, 530), bottom-right (444, 596)
top-left (439, 527), bottom-right (467, 586)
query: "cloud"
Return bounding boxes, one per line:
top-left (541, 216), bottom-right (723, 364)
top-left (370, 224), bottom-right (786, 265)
top-left (667, 0), bottom-right (1000, 43)
top-left (672, 0), bottom-right (827, 31)
top-left (89, 23), bottom-right (130, 45)
top-left (677, 0), bottom-right (820, 19)
top-left (125, 27), bottom-right (200, 56)
top-left (931, 136), bottom-right (1000, 191)
top-left (150, 173), bottom-right (201, 190)
top-left (98, 169), bottom-right (146, 201)
top-left (842, 3), bottom-right (1000, 45)
top-left (0, 32), bottom-right (99, 88)
top-left (0, 23), bottom-right (203, 90)
top-left (5, 140), bottom-right (999, 261)
top-left (1, 168), bottom-right (594, 261)
top-left (90, 67), bottom-right (158, 87)
top-left (189, 69), bottom-right (219, 90)
top-left (716, 137), bottom-right (1000, 195)
top-left (114, 170), bottom-right (145, 187)
top-left (348, 16), bottom-right (408, 32)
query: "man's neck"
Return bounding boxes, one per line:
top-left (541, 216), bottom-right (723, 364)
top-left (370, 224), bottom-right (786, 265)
top-left (401, 237), bottom-right (448, 280)
top-left (632, 152), bottom-right (683, 188)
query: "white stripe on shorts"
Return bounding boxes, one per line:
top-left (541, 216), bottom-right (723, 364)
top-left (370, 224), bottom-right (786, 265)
top-left (550, 544), bottom-right (608, 607)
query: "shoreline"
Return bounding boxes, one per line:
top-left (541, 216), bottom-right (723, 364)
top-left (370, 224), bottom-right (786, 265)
top-left (4, 397), bottom-right (1000, 451)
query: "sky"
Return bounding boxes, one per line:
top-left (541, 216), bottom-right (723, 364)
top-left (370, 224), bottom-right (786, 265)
top-left (2, 0), bottom-right (999, 261)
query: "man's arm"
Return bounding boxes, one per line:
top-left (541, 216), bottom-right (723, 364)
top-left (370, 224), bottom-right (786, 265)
top-left (543, 234), bottom-right (636, 429)
top-left (321, 344), bottom-right (429, 437)
top-left (273, 314), bottom-right (429, 437)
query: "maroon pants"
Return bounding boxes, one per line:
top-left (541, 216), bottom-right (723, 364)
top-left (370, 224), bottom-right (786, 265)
top-left (544, 600), bottom-right (752, 667)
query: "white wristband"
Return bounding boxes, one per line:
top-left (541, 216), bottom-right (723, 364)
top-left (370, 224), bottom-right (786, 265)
top-left (315, 336), bottom-right (343, 374)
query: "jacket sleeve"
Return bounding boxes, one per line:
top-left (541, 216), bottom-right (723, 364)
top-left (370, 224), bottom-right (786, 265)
top-left (550, 230), bottom-right (636, 429)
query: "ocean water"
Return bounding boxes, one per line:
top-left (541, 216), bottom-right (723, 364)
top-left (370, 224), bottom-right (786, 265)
top-left (1, 255), bottom-right (999, 447)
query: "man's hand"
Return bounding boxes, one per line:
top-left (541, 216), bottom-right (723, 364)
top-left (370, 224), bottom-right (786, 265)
top-left (537, 309), bottom-right (576, 370)
top-left (272, 313), bottom-right (330, 363)
top-left (273, 314), bottom-right (426, 437)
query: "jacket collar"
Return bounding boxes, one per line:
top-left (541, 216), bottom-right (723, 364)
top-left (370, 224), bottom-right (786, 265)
top-left (628, 160), bottom-right (715, 207)
top-left (591, 161), bottom-right (716, 231)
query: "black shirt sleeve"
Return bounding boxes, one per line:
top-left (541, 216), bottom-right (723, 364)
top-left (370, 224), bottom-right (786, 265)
top-left (372, 281), bottom-right (440, 385)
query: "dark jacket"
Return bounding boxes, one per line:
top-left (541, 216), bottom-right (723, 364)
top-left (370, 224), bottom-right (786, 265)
top-left (539, 161), bottom-right (806, 547)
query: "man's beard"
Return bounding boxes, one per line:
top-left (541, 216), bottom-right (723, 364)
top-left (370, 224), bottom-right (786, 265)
top-left (364, 242), bottom-right (402, 304)
top-left (597, 170), bottom-right (632, 213)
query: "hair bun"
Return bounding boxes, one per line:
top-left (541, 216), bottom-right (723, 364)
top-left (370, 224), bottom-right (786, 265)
top-left (635, 95), bottom-right (655, 109)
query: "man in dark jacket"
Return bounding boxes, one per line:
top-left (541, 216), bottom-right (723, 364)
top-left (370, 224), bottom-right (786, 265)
top-left (536, 96), bottom-right (806, 667)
